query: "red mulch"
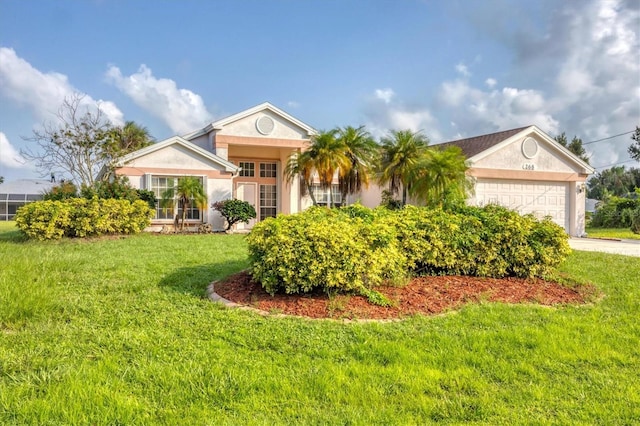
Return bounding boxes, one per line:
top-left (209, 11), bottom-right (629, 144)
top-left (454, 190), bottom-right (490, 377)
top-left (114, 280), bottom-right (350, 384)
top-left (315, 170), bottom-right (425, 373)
top-left (213, 271), bottom-right (597, 320)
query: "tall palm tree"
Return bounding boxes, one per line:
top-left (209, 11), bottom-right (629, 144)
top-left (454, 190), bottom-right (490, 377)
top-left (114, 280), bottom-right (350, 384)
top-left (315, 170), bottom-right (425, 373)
top-left (102, 121), bottom-right (155, 180)
top-left (377, 129), bottom-right (429, 205)
top-left (160, 176), bottom-right (207, 231)
top-left (336, 125), bottom-right (378, 203)
top-left (409, 146), bottom-right (470, 208)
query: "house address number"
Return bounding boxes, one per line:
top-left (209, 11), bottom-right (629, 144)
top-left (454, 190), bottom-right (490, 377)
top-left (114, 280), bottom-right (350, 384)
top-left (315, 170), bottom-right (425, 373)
top-left (522, 163), bottom-right (535, 170)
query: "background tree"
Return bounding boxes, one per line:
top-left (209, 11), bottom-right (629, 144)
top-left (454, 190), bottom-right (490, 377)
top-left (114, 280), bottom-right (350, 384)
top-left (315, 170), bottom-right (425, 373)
top-left (336, 125), bottom-right (377, 203)
top-left (377, 129), bottom-right (429, 205)
top-left (22, 93), bottom-right (153, 187)
top-left (160, 176), bottom-right (207, 231)
top-left (554, 132), bottom-right (590, 164)
top-left (22, 93), bottom-right (113, 187)
top-left (101, 121), bottom-right (154, 179)
top-left (629, 126), bottom-right (640, 162)
top-left (587, 166), bottom-right (640, 199)
top-left (0, 176), bottom-right (3, 184)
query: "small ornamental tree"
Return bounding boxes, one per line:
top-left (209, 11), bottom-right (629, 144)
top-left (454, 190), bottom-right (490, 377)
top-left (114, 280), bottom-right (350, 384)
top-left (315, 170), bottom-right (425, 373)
top-left (212, 199), bottom-right (257, 230)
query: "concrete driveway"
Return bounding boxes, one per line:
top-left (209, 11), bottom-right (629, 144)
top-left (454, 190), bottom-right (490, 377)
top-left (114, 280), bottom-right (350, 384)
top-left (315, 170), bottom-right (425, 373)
top-left (569, 238), bottom-right (640, 257)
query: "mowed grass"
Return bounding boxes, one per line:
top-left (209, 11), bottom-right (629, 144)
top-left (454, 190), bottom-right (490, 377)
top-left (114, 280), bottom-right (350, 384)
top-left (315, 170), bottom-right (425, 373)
top-left (1, 221), bottom-right (639, 425)
top-left (585, 226), bottom-right (640, 240)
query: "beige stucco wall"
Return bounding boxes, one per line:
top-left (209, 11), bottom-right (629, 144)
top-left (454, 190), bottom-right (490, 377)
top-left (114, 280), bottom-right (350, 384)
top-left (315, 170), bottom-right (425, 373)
top-left (125, 145), bottom-right (219, 170)
top-left (217, 110), bottom-right (309, 140)
top-left (473, 135), bottom-right (580, 173)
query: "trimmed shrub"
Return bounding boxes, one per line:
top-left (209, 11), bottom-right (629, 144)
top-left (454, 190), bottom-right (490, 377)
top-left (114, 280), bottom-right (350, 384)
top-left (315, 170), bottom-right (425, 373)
top-left (246, 204), bottom-right (571, 297)
top-left (211, 199), bottom-right (257, 231)
top-left (246, 207), bottom-right (405, 295)
top-left (15, 198), bottom-right (154, 240)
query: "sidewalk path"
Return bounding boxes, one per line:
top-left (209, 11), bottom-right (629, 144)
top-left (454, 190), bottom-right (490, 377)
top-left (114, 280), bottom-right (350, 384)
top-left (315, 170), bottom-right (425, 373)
top-left (569, 238), bottom-right (640, 257)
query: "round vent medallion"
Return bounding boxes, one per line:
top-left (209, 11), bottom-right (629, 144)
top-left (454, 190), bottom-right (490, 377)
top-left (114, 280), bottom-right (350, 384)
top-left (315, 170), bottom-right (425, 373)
top-left (522, 137), bottom-right (539, 159)
top-left (256, 116), bottom-right (275, 135)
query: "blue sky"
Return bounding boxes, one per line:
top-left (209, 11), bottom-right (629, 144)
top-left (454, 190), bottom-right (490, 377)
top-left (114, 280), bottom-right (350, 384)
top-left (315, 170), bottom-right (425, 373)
top-left (1, 0), bottom-right (638, 182)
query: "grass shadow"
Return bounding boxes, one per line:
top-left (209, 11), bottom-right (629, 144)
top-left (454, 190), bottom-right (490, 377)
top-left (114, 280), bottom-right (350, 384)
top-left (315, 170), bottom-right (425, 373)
top-left (158, 260), bottom-right (249, 298)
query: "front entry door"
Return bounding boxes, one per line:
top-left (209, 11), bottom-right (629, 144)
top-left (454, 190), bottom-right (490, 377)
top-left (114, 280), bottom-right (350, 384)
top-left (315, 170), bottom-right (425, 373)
top-left (235, 182), bottom-right (257, 230)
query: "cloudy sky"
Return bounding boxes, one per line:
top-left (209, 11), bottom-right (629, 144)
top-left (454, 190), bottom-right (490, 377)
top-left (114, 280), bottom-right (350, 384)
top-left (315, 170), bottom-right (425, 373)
top-left (0, 0), bottom-right (638, 182)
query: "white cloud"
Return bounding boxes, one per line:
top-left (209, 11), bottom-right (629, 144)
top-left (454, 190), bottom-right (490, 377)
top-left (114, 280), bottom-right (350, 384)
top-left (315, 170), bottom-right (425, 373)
top-left (485, 78), bottom-right (497, 88)
top-left (106, 65), bottom-right (212, 134)
top-left (287, 101), bottom-right (300, 108)
top-left (363, 90), bottom-right (441, 141)
top-left (374, 88), bottom-right (395, 104)
top-left (0, 132), bottom-right (29, 169)
top-left (455, 63), bottom-right (471, 77)
top-left (0, 47), bottom-right (124, 126)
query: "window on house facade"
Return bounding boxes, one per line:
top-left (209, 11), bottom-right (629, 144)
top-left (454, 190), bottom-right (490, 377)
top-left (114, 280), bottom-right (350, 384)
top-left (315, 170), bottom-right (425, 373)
top-left (239, 162), bottom-right (255, 177)
top-left (311, 184), bottom-right (342, 207)
top-left (259, 184), bottom-right (277, 220)
top-left (260, 162), bottom-right (277, 178)
top-left (150, 176), bottom-right (203, 221)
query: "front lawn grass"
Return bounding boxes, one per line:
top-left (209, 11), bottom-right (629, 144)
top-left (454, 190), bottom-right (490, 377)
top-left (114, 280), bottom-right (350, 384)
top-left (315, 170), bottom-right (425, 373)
top-left (585, 226), bottom-right (640, 240)
top-left (1, 223), bottom-right (638, 424)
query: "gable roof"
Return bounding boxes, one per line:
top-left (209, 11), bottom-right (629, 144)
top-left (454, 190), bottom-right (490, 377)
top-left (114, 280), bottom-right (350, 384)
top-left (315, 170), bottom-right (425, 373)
top-left (435, 125), bottom-right (594, 174)
top-left (435, 126), bottom-right (530, 158)
top-left (114, 136), bottom-right (239, 173)
top-left (182, 102), bottom-right (317, 140)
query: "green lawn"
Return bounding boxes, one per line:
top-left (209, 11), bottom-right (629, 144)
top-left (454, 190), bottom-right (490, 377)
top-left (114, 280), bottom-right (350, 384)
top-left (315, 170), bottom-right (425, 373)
top-left (1, 221), bottom-right (639, 424)
top-left (585, 226), bottom-right (640, 240)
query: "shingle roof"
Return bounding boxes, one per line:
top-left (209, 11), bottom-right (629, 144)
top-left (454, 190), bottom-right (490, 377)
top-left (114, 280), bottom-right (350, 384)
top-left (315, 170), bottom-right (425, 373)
top-left (434, 126), bottom-right (531, 158)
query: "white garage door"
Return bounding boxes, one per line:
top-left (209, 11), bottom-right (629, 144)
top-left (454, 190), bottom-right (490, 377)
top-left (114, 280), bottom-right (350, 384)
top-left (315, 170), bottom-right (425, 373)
top-left (475, 179), bottom-right (570, 231)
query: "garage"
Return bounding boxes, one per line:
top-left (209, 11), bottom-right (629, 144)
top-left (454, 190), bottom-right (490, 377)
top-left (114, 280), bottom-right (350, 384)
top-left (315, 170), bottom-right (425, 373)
top-left (475, 179), bottom-right (569, 230)
top-left (437, 125), bottom-right (594, 236)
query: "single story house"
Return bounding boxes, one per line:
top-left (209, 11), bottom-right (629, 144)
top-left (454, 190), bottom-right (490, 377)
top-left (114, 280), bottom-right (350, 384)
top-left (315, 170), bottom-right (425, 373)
top-left (114, 102), bottom-right (594, 236)
top-left (0, 179), bottom-right (57, 221)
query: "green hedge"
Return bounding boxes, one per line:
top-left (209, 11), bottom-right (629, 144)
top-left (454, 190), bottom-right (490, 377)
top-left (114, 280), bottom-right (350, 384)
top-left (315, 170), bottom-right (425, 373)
top-left (246, 204), bottom-right (570, 296)
top-left (15, 198), bottom-right (154, 240)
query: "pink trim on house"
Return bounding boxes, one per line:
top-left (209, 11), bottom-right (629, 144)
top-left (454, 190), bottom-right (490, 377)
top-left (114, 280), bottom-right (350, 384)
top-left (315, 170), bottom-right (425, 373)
top-left (216, 134), bottom-right (308, 148)
top-left (468, 168), bottom-right (588, 182)
top-left (115, 167), bottom-right (233, 179)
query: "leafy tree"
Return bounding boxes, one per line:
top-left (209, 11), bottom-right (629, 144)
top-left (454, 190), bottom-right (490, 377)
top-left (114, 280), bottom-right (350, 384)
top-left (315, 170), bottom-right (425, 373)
top-left (554, 132), bottom-right (590, 164)
top-left (629, 126), bottom-right (640, 162)
top-left (0, 176), bottom-right (3, 184)
top-left (377, 129), bottom-right (429, 205)
top-left (22, 94), bottom-right (113, 187)
top-left (587, 166), bottom-right (640, 199)
top-left (336, 125), bottom-right (377, 202)
top-left (409, 146), bottom-right (470, 208)
top-left (160, 176), bottom-right (207, 231)
top-left (212, 199), bottom-right (257, 230)
top-left (43, 181), bottom-right (78, 201)
top-left (22, 93), bottom-right (153, 187)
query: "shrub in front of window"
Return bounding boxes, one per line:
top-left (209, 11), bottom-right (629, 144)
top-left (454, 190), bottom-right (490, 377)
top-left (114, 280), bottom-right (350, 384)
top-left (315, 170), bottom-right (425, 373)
top-left (211, 199), bottom-right (257, 231)
top-left (15, 198), bottom-right (154, 240)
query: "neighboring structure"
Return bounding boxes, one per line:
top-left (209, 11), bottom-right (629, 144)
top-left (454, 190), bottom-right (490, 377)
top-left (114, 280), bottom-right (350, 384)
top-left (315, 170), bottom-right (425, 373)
top-left (0, 179), bottom-right (56, 221)
top-left (114, 102), bottom-right (316, 231)
top-left (114, 103), bottom-right (594, 236)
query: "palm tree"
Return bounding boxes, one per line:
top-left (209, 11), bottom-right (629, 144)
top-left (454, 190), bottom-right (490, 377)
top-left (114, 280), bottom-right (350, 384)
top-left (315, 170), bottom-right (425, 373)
top-left (377, 129), bottom-right (429, 205)
top-left (160, 176), bottom-right (207, 231)
top-left (336, 125), bottom-right (378, 203)
top-left (409, 146), bottom-right (470, 208)
top-left (102, 121), bottom-right (155, 180)
top-left (285, 149), bottom-right (317, 205)
top-left (285, 130), bottom-right (351, 208)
